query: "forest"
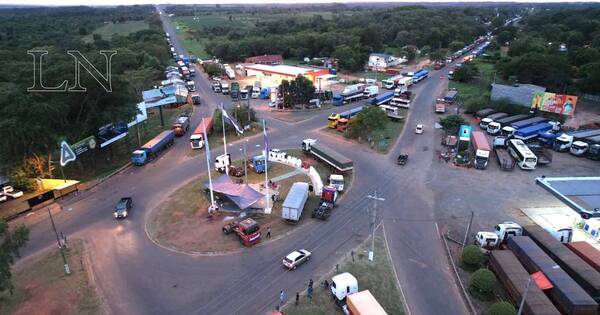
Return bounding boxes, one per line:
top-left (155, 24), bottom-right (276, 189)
top-left (495, 7), bottom-right (600, 94)
top-left (0, 6), bottom-right (170, 185)
top-left (166, 5), bottom-right (518, 71)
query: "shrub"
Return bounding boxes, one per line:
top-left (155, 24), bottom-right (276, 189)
top-left (461, 245), bottom-right (483, 271)
top-left (440, 114), bottom-right (465, 135)
top-left (469, 268), bottom-right (497, 300)
top-left (488, 301), bottom-right (516, 315)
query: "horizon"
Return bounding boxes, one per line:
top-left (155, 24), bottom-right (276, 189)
top-left (0, 0), bottom-right (597, 7)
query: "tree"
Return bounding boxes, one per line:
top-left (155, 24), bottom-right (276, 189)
top-left (469, 269), bottom-right (497, 300)
top-left (488, 302), bottom-right (516, 315)
top-left (348, 106), bottom-right (387, 140)
top-left (429, 49), bottom-right (446, 62)
top-left (203, 63), bottom-right (223, 78)
top-left (440, 115), bottom-right (465, 135)
top-left (449, 41), bottom-right (465, 52)
top-left (461, 245), bottom-right (483, 271)
top-left (278, 76), bottom-right (315, 108)
top-left (453, 63), bottom-right (478, 83)
top-left (0, 220), bottom-right (29, 294)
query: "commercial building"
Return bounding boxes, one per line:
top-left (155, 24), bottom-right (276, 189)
top-left (244, 54), bottom-right (283, 65)
top-left (368, 53), bottom-right (406, 69)
top-left (242, 64), bottom-right (329, 87)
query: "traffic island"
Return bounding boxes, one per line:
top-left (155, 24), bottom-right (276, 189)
top-left (0, 240), bottom-right (102, 315)
top-left (283, 229), bottom-right (405, 315)
top-left (146, 156), bottom-right (347, 254)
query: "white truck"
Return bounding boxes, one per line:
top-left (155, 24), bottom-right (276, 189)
top-left (475, 221), bottom-right (523, 250)
top-left (282, 182), bottom-right (309, 223)
top-left (363, 85), bottom-right (379, 98)
top-left (1, 186), bottom-right (24, 200)
top-left (329, 174), bottom-right (345, 192)
top-left (221, 82), bottom-right (229, 95)
top-left (224, 64), bottom-right (235, 79)
top-left (331, 272), bottom-right (359, 307)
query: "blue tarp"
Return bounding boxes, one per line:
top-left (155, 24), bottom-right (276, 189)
top-left (204, 175), bottom-right (265, 210)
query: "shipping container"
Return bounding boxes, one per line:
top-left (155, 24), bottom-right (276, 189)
top-left (567, 242), bottom-right (600, 273)
top-left (490, 250), bottom-right (560, 315)
top-left (508, 236), bottom-right (597, 315)
top-left (523, 225), bottom-right (600, 301)
top-left (346, 290), bottom-right (388, 315)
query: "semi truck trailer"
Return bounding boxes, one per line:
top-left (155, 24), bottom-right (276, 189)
top-left (131, 130), bottom-right (175, 165)
top-left (302, 139), bottom-right (353, 172)
top-left (471, 131), bottom-right (491, 169)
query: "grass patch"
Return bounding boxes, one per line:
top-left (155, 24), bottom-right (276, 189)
top-left (0, 240), bottom-right (101, 315)
top-left (83, 20), bottom-right (149, 42)
top-left (449, 60), bottom-right (496, 109)
top-left (284, 231), bottom-right (404, 315)
top-left (63, 104), bottom-right (192, 182)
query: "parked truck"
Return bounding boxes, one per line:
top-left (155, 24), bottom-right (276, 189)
top-left (221, 82), bottom-right (229, 95)
top-left (523, 224), bottom-right (600, 302)
top-left (312, 186), bottom-right (338, 220)
top-left (190, 117), bottom-right (214, 149)
top-left (222, 218), bottom-right (261, 246)
top-left (282, 182), bottom-right (309, 223)
top-left (249, 155), bottom-right (268, 173)
top-left (587, 137), bottom-right (600, 160)
top-left (508, 236), bottom-right (598, 314)
top-left (412, 69), bottom-right (429, 83)
top-left (475, 108), bottom-right (496, 119)
top-left (487, 114), bottom-right (529, 135)
top-left (443, 90), bottom-right (458, 104)
top-left (570, 134), bottom-right (600, 157)
top-left (131, 130), bottom-right (175, 165)
top-left (371, 92), bottom-right (394, 106)
top-left (302, 139), bottom-right (353, 172)
top-left (527, 144), bottom-right (553, 166)
top-left (363, 85), bottom-right (379, 98)
top-left (513, 122), bottom-right (554, 141)
top-left (333, 84), bottom-right (366, 106)
top-left (510, 116), bottom-right (549, 130)
top-left (382, 74), bottom-right (404, 89)
top-left (346, 290), bottom-right (388, 315)
top-left (567, 241), bottom-right (600, 273)
top-left (493, 136), bottom-right (516, 171)
top-left (471, 131), bottom-right (491, 169)
top-left (489, 250), bottom-right (561, 315)
top-left (223, 64), bottom-right (235, 79)
top-left (480, 112), bottom-right (508, 130)
top-left (555, 129), bottom-right (600, 152)
top-left (1, 186), bottom-right (23, 200)
top-left (230, 82), bottom-right (240, 99)
top-left (435, 99), bottom-right (446, 113)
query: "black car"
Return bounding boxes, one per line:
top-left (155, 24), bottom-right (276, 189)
top-left (192, 95), bottom-right (201, 105)
top-left (114, 197), bottom-right (133, 219)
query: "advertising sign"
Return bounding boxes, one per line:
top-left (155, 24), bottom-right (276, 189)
top-left (458, 125), bottom-right (472, 141)
top-left (531, 92), bottom-right (577, 116)
top-left (71, 136), bottom-right (97, 156)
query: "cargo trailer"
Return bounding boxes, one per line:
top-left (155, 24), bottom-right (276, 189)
top-left (511, 117), bottom-right (549, 130)
top-left (567, 242), bottom-right (600, 273)
top-left (507, 236), bottom-right (598, 315)
top-left (490, 250), bottom-right (560, 315)
top-left (523, 225), bottom-right (600, 301)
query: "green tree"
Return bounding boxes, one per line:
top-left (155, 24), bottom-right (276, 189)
top-left (453, 63), bottom-right (478, 83)
top-left (488, 302), bottom-right (516, 315)
top-left (348, 106), bottom-right (387, 140)
top-left (449, 41), bottom-right (465, 52)
top-left (203, 63), bottom-right (223, 78)
top-left (469, 269), bottom-right (497, 300)
top-left (440, 115), bottom-right (465, 135)
top-left (0, 220), bottom-right (29, 294)
top-left (278, 76), bottom-right (315, 108)
top-left (460, 245), bottom-right (483, 271)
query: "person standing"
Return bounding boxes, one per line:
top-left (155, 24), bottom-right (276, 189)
top-left (266, 226), bottom-right (271, 238)
top-left (307, 286), bottom-right (313, 304)
top-left (295, 291), bottom-right (299, 306)
top-left (279, 290), bottom-right (286, 308)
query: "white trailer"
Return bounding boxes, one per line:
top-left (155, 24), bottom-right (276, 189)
top-left (282, 182), bottom-right (309, 223)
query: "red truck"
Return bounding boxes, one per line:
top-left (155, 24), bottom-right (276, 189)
top-left (222, 218), bottom-right (261, 246)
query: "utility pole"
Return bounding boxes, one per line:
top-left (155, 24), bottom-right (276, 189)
top-left (462, 211), bottom-right (474, 251)
top-left (47, 208), bottom-right (70, 275)
top-left (517, 277), bottom-right (532, 315)
top-left (367, 191), bottom-right (385, 262)
top-left (240, 139), bottom-right (248, 184)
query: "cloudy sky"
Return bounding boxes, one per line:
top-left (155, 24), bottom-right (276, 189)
top-left (0, 0), bottom-right (591, 6)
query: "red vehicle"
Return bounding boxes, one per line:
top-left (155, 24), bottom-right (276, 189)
top-left (222, 218), bottom-right (261, 246)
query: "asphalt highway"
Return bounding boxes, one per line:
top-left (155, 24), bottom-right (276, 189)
top-left (15, 8), bottom-right (470, 315)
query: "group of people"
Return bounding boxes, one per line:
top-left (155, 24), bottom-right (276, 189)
top-left (278, 278), bottom-right (316, 310)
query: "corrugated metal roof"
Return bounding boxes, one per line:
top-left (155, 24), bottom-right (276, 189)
top-left (536, 177), bottom-right (600, 215)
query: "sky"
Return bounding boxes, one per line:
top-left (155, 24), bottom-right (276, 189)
top-left (0, 0), bottom-right (597, 6)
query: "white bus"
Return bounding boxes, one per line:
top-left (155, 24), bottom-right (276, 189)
top-left (390, 98), bottom-right (410, 108)
top-left (508, 139), bottom-right (537, 170)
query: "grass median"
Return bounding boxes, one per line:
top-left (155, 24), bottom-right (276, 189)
top-left (284, 229), bottom-right (405, 315)
top-left (0, 240), bottom-right (101, 315)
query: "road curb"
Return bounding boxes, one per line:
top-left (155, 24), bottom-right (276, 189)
top-left (382, 222), bottom-right (412, 315)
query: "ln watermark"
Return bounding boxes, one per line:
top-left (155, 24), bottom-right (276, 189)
top-left (27, 50), bottom-right (117, 93)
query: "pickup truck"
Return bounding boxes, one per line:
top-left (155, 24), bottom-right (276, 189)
top-left (114, 197), bottom-right (133, 219)
top-left (2, 186), bottom-right (23, 200)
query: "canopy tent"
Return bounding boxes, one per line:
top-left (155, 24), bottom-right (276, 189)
top-left (204, 175), bottom-right (265, 210)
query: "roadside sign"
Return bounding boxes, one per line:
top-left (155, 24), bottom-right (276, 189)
top-left (60, 141), bottom-right (76, 166)
top-left (458, 125), bottom-right (472, 141)
top-left (71, 136), bottom-right (97, 156)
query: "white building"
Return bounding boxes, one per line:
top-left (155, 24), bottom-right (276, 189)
top-left (368, 53), bottom-right (406, 69)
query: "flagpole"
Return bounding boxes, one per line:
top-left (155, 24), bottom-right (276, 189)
top-left (202, 118), bottom-right (216, 213)
top-left (221, 103), bottom-right (229, 175)
top-left (263, 119), bottom-right (271, 214)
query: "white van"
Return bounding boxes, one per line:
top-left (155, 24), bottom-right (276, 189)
top-left (331, 272), bottom-right (358, 302)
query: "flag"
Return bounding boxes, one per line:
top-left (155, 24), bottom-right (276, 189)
top-left (221, 106), bottom-right (244, 134)
top-left (263, 122), bottom-right (269, 154)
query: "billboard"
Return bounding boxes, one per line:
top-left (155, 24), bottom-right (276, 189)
top-left (458, 125), bottom-right (472, 141)
top-left (531, 92), bottom-right (577, 116)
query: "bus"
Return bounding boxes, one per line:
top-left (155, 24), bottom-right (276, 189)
top-left (508, 139), bottom-right (537, 170)
top-left (327, 107), bottom-right (363, 129)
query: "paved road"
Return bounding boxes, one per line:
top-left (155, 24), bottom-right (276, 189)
top-left (14, 8), bottom-right (473, 315)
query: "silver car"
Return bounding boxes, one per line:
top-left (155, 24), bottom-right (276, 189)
top-left (283, 249), bottom-right (311, 270)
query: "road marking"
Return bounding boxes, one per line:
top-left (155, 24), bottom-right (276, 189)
top-left (382, 223), bottom-right (412, 315)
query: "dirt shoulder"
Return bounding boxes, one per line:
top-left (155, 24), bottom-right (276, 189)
top-left (0, 240), bottom-right (103, 315)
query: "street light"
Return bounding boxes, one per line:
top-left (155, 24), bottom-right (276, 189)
top-left (366, 191), bottom-right (385, 262)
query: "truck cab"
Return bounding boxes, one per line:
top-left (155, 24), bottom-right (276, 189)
top-left (240, 89), bottom-right (248, 100)
top-left (302, 139), bottom-right (317, 152)
top-left (221, 82), bottom-right (229, 95)
top-left (185, 80), bottom-right (196, 92)
top-left (222, 218), bottom-right (261, 246)
top-left (494, 222), bottom-right (523, 243)
top-left (570, 141), bottom-right (589, 156)
top-left (329, 174), bottom-right (345, 192)
top-left (251, 87), bottom-right (260, 98)
top-left (212, 81), bottom-right (222, 93)
top-left (487, 122), bottom-right (501, 135)
top-left (331, 272), bottom-right (359, 305)
top-left (131, 150), bottom-right (148, 165)
top-left (250, 155), bottom-right (267, 173)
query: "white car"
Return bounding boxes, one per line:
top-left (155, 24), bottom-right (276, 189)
top-left (415, 124), bottom-right (424, 134)
top-left (283, 249), bottom-right (311, 269)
